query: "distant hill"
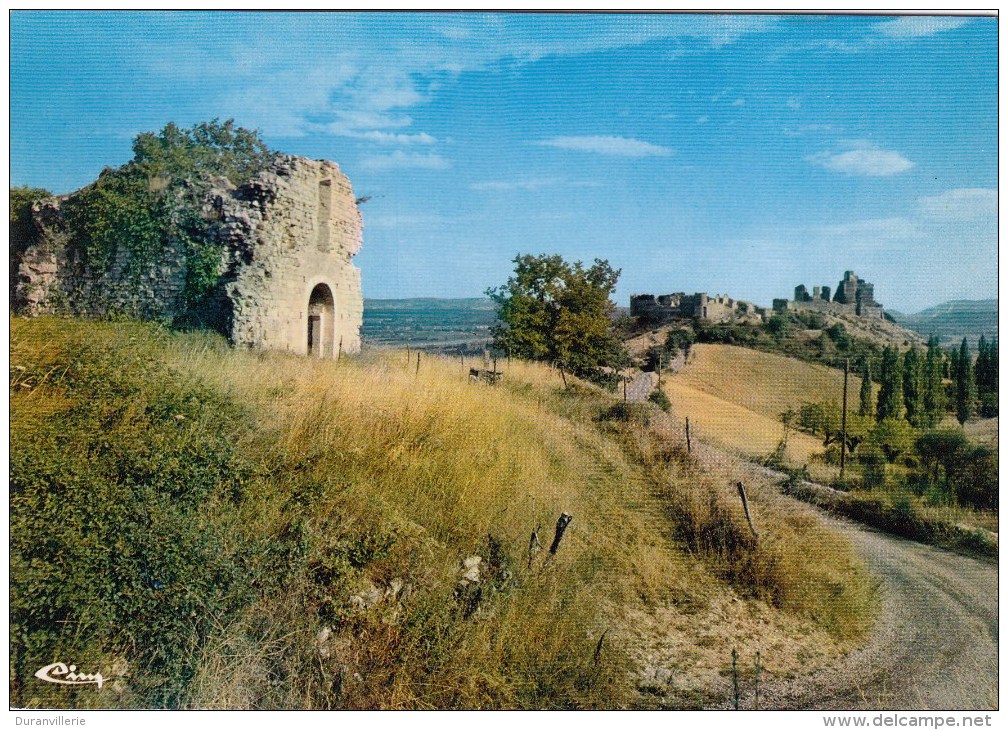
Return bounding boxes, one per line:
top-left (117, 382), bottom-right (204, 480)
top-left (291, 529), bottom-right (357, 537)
top-left (890, 300), bottom-right (998, 346)
top-left (362, 297), bottom-right (498, 350)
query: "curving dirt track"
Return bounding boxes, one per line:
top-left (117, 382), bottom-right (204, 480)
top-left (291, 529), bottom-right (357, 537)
top-left (743, 516), bottom-right (998, 710)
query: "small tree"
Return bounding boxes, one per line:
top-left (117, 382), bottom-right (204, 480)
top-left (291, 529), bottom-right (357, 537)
top-left (876, 346), bottom-right (904, 422)
top-left (487, 254), bottom-right (629, 386)
top-left (954, 338), bottom-right (976, 425)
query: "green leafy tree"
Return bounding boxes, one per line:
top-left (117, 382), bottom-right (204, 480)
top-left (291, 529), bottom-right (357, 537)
top-left (875, 346), bottom-right (904, 422)
top-left (923, 336), bottom-right (945, 428)
top-left (55, 119), bottom-right (273, 319)
top-left (902, 345), bottom-right (925, 428)
top-left (955, 338), bottom-right (977, 425)
top-left (865, 417), bottom-right (916, 463)
top-left (487, 254), bottom-right (629, 386)
top-left (858, 358), bottom-right (873, 418)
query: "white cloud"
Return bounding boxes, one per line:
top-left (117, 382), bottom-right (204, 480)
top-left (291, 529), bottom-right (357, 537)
top-left (360, 151), bottom-right (450, 171)
top-left (806, 141), bottom-right (914, 176)
top-left (732, 98), bottom-right (745, 107)
top-left (536, 135), bottom-right (672, 157)
top-left (918, 188), bottom-right (997, 221)
top-left (874, 16), bottom-right (970, 39)
top-left (354, 131), bottom-right (437, 145)
top-left (696, 115), bottom-right (709, 125)
top-left (786, 96), bottom-right (802, 110)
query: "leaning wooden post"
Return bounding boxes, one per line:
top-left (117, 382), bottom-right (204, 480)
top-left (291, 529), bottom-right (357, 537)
top-left (685, 417), bottom-right (692, 454)
top-left (736, 482), bottom-right (758, 540)
top-left (840, 357), bottom-right (849, 480)
top-left (546, 513), bottom-right (573, 563)
top-left (623, 375), bottom-right (628, 402)
top-left (416, 351), bottom-right (421, 376)
top-left (406, 345), bottom-right (411, 367)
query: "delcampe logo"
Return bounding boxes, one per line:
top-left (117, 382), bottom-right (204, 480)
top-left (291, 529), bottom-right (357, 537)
top-left (34, 662), bottom-right (105, 689)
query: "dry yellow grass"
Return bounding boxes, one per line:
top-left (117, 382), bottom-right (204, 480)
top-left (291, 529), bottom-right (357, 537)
top-left (678, 344), bottom-right (868, 421)
top-left (10, 318), bottom-right (876, 708)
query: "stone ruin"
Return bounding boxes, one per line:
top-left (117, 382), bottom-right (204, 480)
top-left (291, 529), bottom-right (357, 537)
top-left (12, 154), bottom-right (363, 357)
top-left (630, 291), bottom-right (766, 324)
top-left (773, 270), bottom-right (884, 320)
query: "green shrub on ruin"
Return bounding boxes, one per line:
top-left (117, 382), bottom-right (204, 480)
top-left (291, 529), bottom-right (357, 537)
top-left (57, 119), bottom-right (273, 304)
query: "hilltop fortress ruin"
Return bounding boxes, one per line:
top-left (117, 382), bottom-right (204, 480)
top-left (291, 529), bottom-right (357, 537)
top-left (630, 271), bottom-right (888, 328)
top-left (13, 155), bottom-right (364, 357)
top-left (630, 291), bottom-right (766, 324)
top-left (773, 270), bottom-right (885, 320)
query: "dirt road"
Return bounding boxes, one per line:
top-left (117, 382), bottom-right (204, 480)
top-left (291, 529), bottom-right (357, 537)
top-left (726, 515), bottom-right (998, 710)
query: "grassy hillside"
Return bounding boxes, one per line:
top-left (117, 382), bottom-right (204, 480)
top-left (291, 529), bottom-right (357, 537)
top-left (10, 318), bottom-right (874, 709)
top-left (657, 344), bottom-right (870, 465)
top-left (675, 344), bottom-right (866, 423)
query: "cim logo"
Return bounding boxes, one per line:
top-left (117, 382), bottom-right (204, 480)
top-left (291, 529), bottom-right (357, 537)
top-left (34, 662), bottom-right (105, 689)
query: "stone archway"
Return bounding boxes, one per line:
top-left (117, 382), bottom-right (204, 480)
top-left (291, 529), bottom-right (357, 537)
top-left (307, 283), bottom-right (335, 357)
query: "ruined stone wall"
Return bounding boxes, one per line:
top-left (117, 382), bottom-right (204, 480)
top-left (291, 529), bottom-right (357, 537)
top-left (15, 197), bottom-right (190, 320)
top-left (12, 154), bottom-right (364, 357)
top-left (214, 156), bottom-right (363, 356)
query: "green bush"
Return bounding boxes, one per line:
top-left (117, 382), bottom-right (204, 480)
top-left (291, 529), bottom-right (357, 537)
top-left (10, 320), bottom-right (265, 707)
top-left (647, 388), bottom-right (671, 412)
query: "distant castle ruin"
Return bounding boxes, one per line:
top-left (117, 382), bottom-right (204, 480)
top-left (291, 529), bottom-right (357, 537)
top-left (630, 291), bottom-right (766, 324)
top-left (12, 155), bottom-right (364, 357)
top-left (773, 270), bottom-right (884, 320)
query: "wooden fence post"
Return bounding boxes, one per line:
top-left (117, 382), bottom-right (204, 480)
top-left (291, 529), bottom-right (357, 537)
top-left (685, 417), bottom-right (692, 454)
top-left (545, 513), bottom-right (572, 564)
top-left (732, 649), bottom-right (739, 710)
top-left (736, 482), bottom-right (758, 540)
top-left (416, 351), bottom-right (421, 376)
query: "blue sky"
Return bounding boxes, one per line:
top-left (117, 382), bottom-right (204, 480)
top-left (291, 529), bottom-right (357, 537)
top-left (10, 12), bottom-right (998, 313)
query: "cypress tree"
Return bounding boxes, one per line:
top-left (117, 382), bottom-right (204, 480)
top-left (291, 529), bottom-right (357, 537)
top-left (923, 336), bottom-right (945, 428)
top-left (955, 337), bottom-right (976, 426)
top-left (975, 335), bottom-right (988, 395)
top-left (903, 345), bottom-right (925, 427)
top-left (974, 335), bottom-right (998, 396)
top-left (876, 346), bottom-right (904, 422)
top-left (859, 358), bottom-right (873, 418)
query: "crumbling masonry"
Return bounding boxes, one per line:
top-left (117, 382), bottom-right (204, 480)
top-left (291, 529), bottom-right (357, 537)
top-left (12, 155), bottom-right (363, 357)
top-left (773, 271), bottom-right (884, 320)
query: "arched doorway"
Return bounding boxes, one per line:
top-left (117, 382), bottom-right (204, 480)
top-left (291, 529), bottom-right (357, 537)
top-left (307, 283), bottom-right (335, 357)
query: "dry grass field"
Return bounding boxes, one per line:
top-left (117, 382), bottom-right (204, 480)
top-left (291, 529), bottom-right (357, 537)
top-left (654, 344), bottom-right (865, 465)
top-left (675, 344), bottom-right (868, 422)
